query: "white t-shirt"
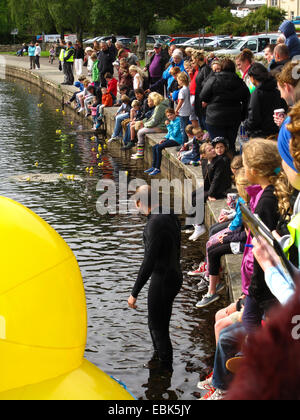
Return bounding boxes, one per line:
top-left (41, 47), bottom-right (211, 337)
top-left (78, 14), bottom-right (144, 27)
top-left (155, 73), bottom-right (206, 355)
top-left (178, 85), bottom-right (192, 117)
top-left (35, 46), bottom-right (41, 56)
top-left (133, 74), bottom-right (143, 90)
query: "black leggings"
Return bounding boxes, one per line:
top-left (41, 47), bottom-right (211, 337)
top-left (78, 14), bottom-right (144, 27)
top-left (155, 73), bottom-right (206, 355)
top-left (148, 274), bottom-right (182, 365)
top-left (207, 242), bottom-right (233, 276)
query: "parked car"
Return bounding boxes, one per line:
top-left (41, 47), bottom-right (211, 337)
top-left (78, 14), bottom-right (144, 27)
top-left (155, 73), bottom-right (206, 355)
top-left (117, 37), bottom-right (133, 48)
top-left (153, 35), bottom-right (172, 44)
top-left (215, 34), bottom-right (279, 55)
top-left (171, 37), bottom-right (193, 45)
top-left (205, 37), bottom-right (241, 50)
top-left (178, 37), bottom-right (215, 48)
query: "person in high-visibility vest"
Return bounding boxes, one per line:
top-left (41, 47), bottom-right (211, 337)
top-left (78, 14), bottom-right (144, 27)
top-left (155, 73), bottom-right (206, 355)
top-left (63, 41), bottom-right (75, 85)
top-left (58, 40), bottom-right (67, 84)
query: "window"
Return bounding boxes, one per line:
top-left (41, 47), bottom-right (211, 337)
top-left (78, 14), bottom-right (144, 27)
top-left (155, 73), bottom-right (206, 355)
top-left (258, 38), bottom-right (269, 52)
top-left (244, 40), bottom-right (258, 52)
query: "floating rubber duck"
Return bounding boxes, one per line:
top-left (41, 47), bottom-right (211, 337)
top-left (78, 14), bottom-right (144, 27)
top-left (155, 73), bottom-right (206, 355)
top-left (26, 177), bottom-right (31, 182)
top-left (34, 162), bottom-right (39, 168)
top-left (90, 136), bottom-right (96, 142)
top-left (56, 130), bottom-right (62, 135)
top-left (59, 173), bottom-right (64, 178)
top-left (56, 109), bottom-right (60, 113)
top-left (70, 121), bottom-right (74, 126)
top-left (85, 168), bottom-right (89, 173)
top-left (0, 197), bottom-right (135, 400)
top-left (62, 111), bottom-right (66, 116)
top-left (70, 144), bottom-right (74, 149)
top-left (96, 154), bottom-right (100, 159)
top-left (91, 148), bottom-right (95, 152)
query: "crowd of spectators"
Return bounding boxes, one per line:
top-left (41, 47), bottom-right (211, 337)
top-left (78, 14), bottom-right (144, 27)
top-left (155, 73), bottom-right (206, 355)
top-left (36, 22), bottom-right (300, 400)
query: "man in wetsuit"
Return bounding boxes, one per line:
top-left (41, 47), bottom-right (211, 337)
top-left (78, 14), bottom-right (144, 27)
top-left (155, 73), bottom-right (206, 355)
top-left (128, 185), bottom-right (183, 372)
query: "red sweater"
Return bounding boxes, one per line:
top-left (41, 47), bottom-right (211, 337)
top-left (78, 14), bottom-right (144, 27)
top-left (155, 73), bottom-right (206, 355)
top-left (107, 78), bottom-right (118, 97)
top-left (102, 93), bottom-right (113, 107)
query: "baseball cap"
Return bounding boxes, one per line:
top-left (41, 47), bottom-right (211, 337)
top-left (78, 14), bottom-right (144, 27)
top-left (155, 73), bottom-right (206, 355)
top-left (154, 42), bottom-right (162, 49)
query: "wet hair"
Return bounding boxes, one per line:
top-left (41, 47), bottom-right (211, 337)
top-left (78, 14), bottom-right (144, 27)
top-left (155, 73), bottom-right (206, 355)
top-left (248, 62), bottom-right (270, 83)
top-left (221, 59), bottom-right (236, 73)
top-left (236, 48), bottom-right (254, 64)
top-left (286, 101), bottom-right (300, 172)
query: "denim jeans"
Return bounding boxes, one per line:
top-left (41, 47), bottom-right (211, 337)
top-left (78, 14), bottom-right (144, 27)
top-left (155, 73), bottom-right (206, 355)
top-left (212, 323), bottom-right (246, 391)
top-left (112, 113), bottom-right (130, 138)
top-left (179, 116), bottom-right (190, 143)
top-left (152, 139), bottom-right (179, 170)
top-left (123, 124), bottom-right (131, 145)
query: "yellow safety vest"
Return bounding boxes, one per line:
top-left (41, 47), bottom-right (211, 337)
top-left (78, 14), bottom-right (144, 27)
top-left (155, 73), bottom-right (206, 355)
top-left (65, 47), bottom-right (74, 63)
top-left (59, 47), bottom-right (65, 62)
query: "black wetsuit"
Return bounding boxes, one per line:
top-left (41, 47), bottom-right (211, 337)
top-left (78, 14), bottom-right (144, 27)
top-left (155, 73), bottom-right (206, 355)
top-left (131, 211), bottom-right (183, 368)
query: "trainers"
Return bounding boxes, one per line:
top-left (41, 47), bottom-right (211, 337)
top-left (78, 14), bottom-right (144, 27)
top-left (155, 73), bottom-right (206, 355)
top-left (205, 389), bottom-right (226, 401)
top-left (108, 137), bottom-right (119, 144)
top-left (197, 372), bottom-right (214, 390)
top-left (197, 278), bottom-right (209, 292)
top-left (189, 225), bottom-right (206, 241)
top-left (216, 282), bottom-right (226, 294)
top-left (196, 293), bottom-right (220, 308)
top-left (149, 169), bottom-right (161, 176)
top-left (144, 167), bottom-right (155, 174)
top-left (187, 269), bottom-right (206, 277)
top-left (199, 387), bottom-right (216, 400)
top-left (77, 107), bottom-right (84, 114)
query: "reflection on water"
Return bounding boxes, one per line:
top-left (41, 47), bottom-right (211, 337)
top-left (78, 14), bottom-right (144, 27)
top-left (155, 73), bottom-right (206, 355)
top-left (0, 78), bottom-right (228, 400)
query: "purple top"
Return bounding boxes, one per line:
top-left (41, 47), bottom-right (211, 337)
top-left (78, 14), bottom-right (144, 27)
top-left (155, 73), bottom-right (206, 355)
top-left (241, 185), bottom-right (263, 295)
top-left (149, 54), bottom-right (162, 78)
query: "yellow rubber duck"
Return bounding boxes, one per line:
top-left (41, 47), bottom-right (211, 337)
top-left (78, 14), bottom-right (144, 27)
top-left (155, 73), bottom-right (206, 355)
top-left (70, 144), bottom-right (74, 149)
top-left (56, 109), bottom-right (60, 113)
top-left (0, 197), bottom-right (135, 400)
top-left (56, 130), bottom-right (62, 135)
top-left (34, 162), bottom-right (39, 168)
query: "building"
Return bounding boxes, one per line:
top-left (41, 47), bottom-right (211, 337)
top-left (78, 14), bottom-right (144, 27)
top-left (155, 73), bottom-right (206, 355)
top-left (266, 0), bottom-right (300, 20)
top-left (231, 0), bottom-right (266, 17)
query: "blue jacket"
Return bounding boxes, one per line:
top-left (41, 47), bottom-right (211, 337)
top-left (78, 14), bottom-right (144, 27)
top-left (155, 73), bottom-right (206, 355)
top-left (163, 60), bottom-right (186, 89)
top-left (165, 117), bottom-right (183, 144)
top-left (229, 197), bottom-right (246, 232)
top-left (28, 46), bottom-right (36, 57)
top-left (279, 20), bottom-right (300, 58)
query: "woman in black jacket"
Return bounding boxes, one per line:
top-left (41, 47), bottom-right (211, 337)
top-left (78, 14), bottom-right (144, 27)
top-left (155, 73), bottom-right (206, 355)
top-left (200, 59), bottom-right (250, 155)
top-left (193, 51), bottom-right (211, 130)
top-left (244, 62), bottom-right (287, 139)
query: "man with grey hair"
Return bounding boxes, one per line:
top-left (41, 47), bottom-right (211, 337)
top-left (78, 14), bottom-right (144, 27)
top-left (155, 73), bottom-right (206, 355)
top-left (128, 184), bottom-right (183, 372)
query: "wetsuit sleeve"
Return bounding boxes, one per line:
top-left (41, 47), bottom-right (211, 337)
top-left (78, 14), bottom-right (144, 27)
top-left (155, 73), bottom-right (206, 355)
top-left (131, 221), bottom-right (165, 299)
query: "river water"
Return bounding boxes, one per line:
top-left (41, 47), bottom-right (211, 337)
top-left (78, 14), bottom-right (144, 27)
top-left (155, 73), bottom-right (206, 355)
top-left (0, 78), bottom-right (228, 400)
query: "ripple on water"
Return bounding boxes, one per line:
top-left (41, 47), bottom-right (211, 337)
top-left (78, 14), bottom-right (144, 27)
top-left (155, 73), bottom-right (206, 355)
top-left (0, 79), bottom-right (227, 400)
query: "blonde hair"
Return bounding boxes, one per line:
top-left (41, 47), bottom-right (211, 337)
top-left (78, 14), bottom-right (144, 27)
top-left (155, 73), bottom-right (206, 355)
top-left (243, 138), bottom-right (293, 217)
top-left (177, 72), bottom-right (190, 86)
top-left (185, 47), bottom-right (195, 56)
top-left (286, 101), bottom-right (300, 172)
top-left (191, 50), bottom-right (205, 63)
top-left (192, 127), bottom-right (203, 137)
top-left (235, 168), bottom-right (250, 203)
top-left (200, 142), bottom-right (212, 157)
top-left (185, 124), bottom-right (194, 135)
top-left (129, 65), bottom-right (145, 82)
top-left (131, 100), bottom-right (140, 108)
top-left (148, 92), bottom-right (164, 106)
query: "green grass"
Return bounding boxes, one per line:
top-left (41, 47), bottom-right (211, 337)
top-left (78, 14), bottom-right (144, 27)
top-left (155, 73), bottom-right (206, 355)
top-left (0, 51), bottom-right (50, 57)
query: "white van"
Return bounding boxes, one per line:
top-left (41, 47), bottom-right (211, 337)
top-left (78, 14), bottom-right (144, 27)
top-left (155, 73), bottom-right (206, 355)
top-left (215, 34), bottom-right (279, 55)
